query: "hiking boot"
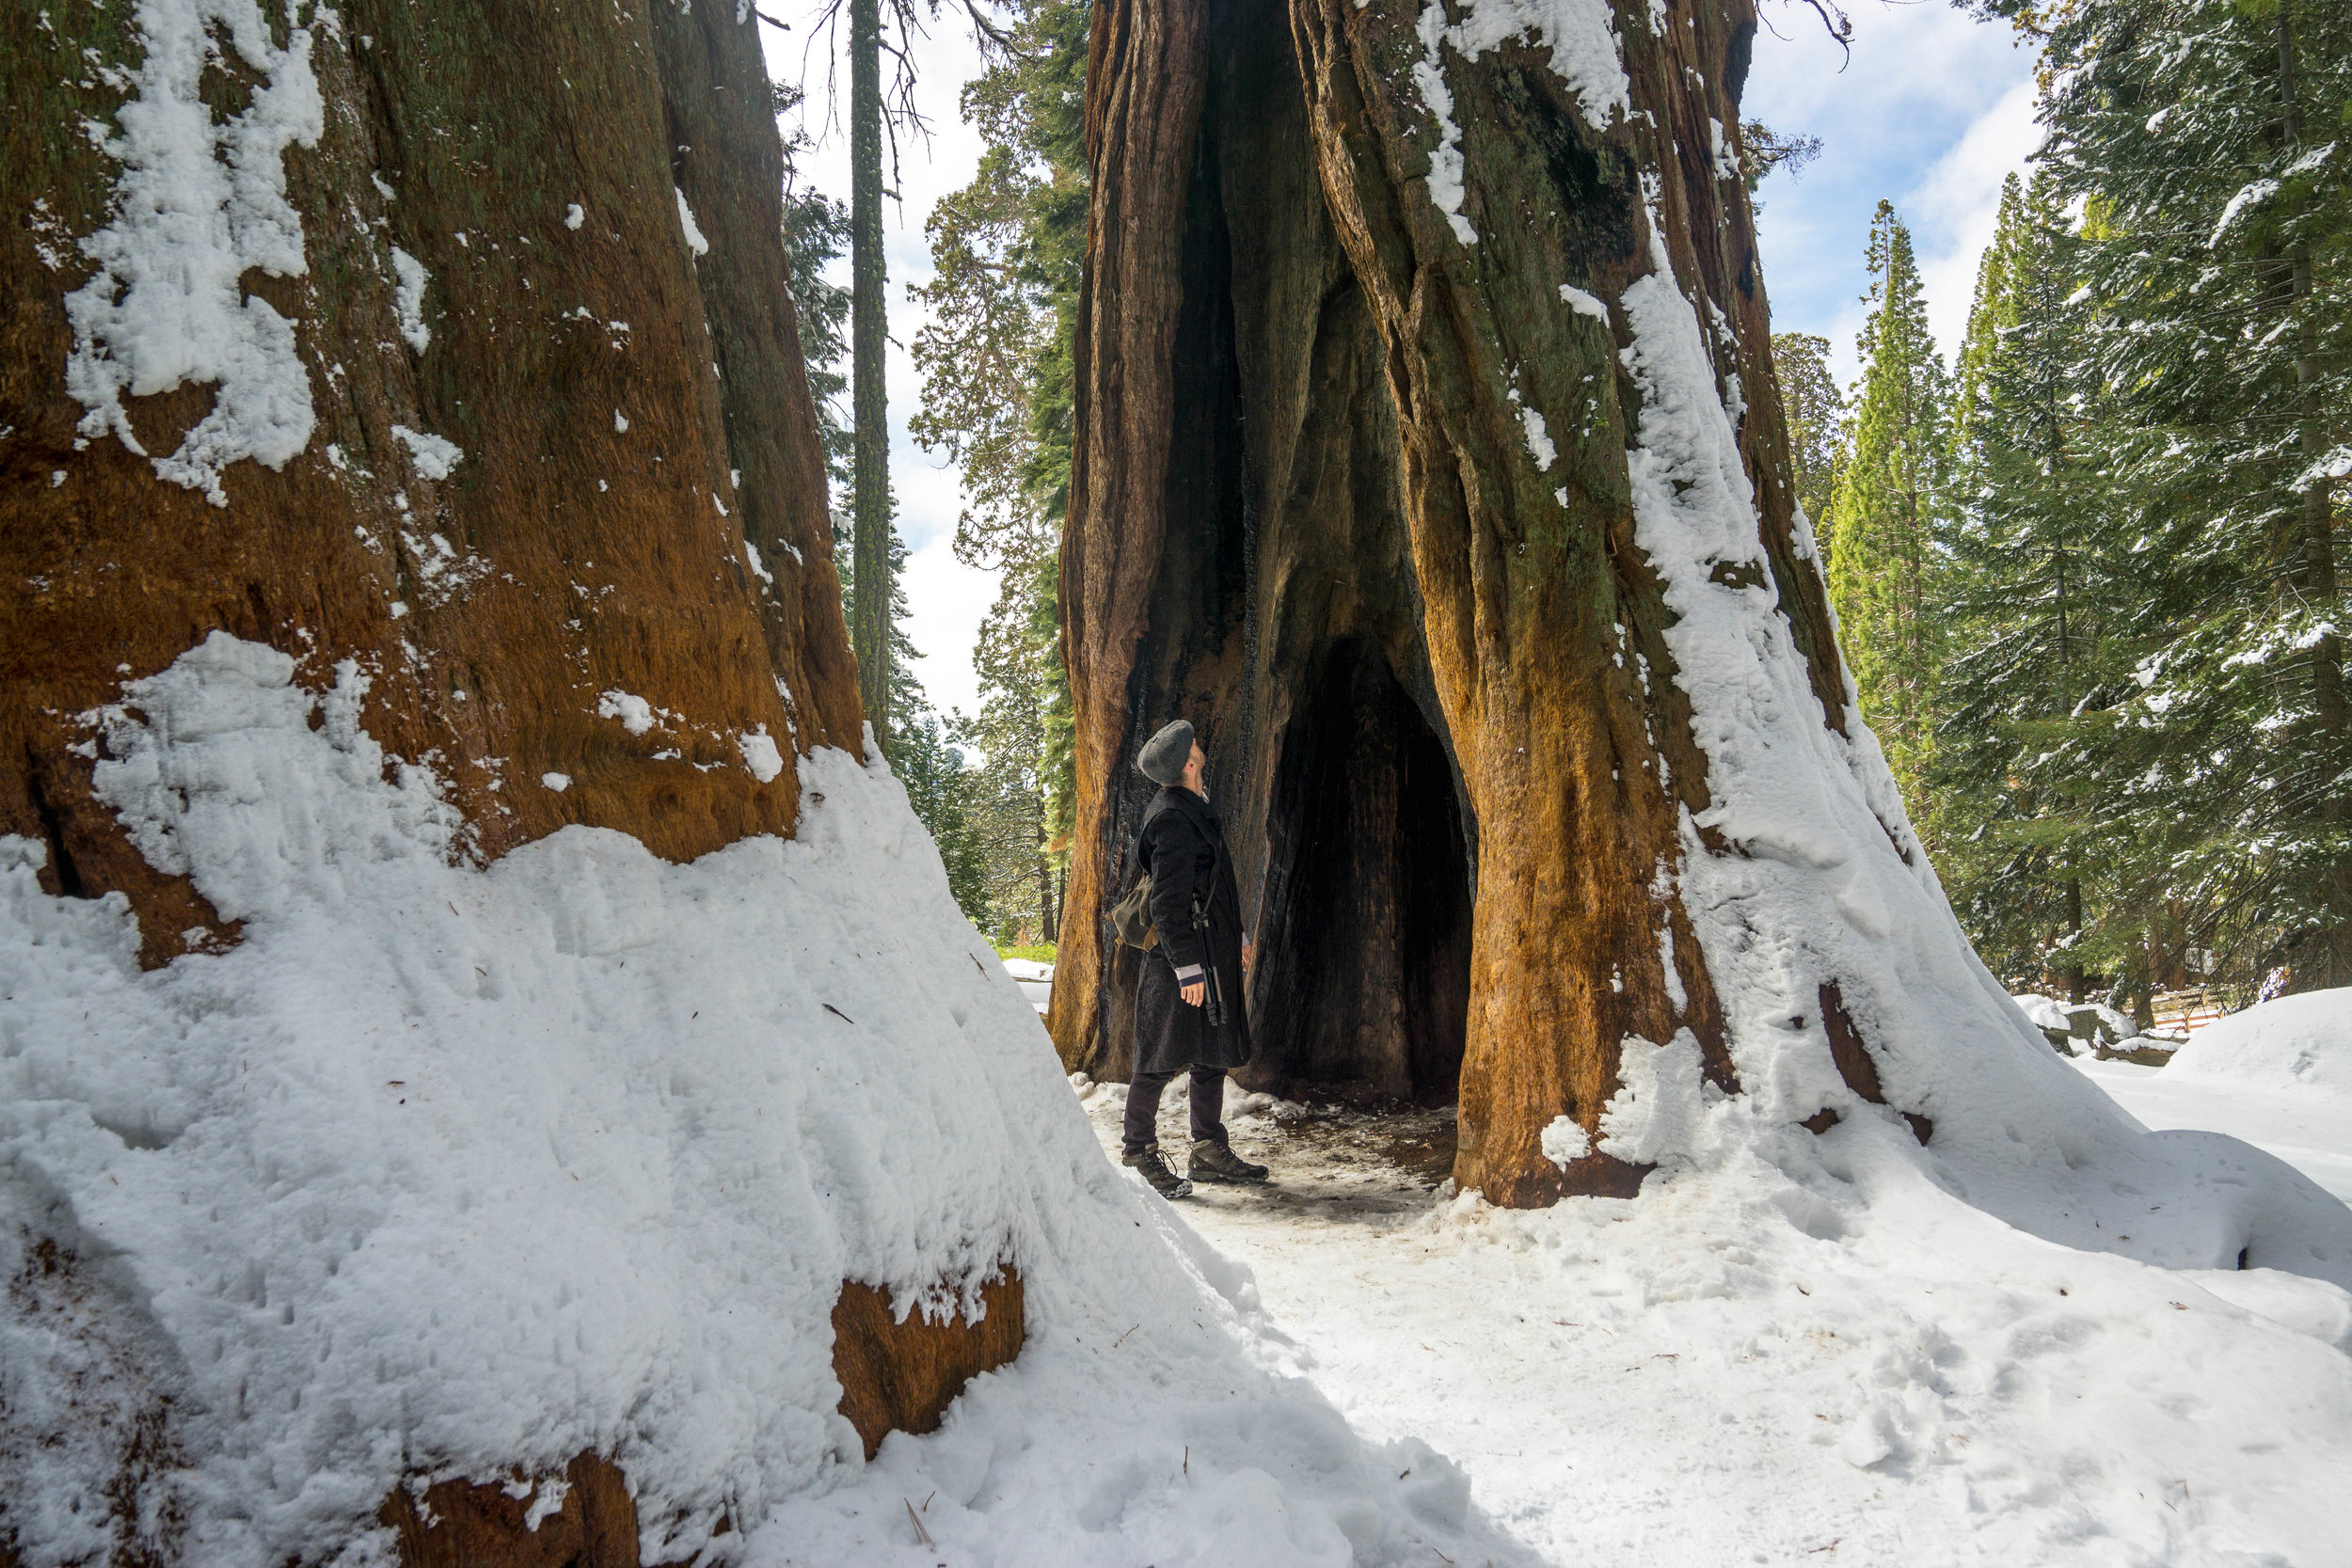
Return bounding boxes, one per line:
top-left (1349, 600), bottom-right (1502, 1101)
top-left (1188, 1137), bottom-right (1269, 1184)
top-left (1123, 1143), bottom-right (1194, 1199)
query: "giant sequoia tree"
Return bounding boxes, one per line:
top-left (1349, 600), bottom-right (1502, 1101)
top-left (1049, 0), bottom-right (1975, 1206)
top-left (0, 1), bottom-right (1019, 1553)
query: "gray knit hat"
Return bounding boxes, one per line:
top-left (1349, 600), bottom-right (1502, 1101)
top-left (1136, 719), bottom-right (1196, 786)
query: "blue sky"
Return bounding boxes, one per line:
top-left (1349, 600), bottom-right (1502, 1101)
top-left (765, 2), bottom-right (2041, 721)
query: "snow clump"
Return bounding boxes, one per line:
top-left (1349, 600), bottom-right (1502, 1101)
top-left (675, 187), bottom-right (710, 257)
top-left (2165, 989), bottom-right (2352, 1096)
top-left (1538, 1114), bottom-right (1589, 1167)
top-left (595, 689), bottom-right (658, 735)
top-left (63, 0), bottom-right (326, 505)
top-left (737, 725), bottom-right (784, 784)
top-left (389, 424), bottom-right (463, 480)
top-left (389, 246), bottom-right (432, 352)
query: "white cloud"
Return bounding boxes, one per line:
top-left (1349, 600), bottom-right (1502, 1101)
top-left (1908, 78), bottom-right (2043, 365)
top-left (1745, 5), bottom-right (2041, 388)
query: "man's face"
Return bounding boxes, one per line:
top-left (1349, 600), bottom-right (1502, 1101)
top-left (1188, 742), bottom-right (1206, 777)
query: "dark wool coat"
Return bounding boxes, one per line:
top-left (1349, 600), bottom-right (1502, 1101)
top-left (1131, 785), bottom-right (1252, 1078)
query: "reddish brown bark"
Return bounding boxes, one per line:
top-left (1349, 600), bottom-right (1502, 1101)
top-left (380, 1453), bottom-right (647, 1568)
top-left (1056, 0), bottom-right (1877, 1206)
top-left (1048, 0), bottom-right (1218, 1078)
top-left (1, 1), bottom-right (863, 966)
top-left (831, 1271), bottom-right (1027, 1460)
top-left (369, 1271), bottom-right (1025, 1567)
top-left (0, 3), bottom-right (1016, 1553)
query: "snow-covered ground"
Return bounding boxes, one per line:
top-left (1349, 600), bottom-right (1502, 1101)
top-left (2075, 1059), bottom-right (2352, 1207)
top-left (0, 637), bottom-right (1494, 1568)
top-left (1086, 1066), bottom-right (2352, 1567)
top-left (2074, 990), bottom-right (2352, 1206)
top-left (1004, 958), bottom-right (1053, 1015)
top-left (10, 635), bottom-right (2352, 1567)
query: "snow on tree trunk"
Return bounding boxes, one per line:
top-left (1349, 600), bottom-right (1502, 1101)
top-left (0, 0), bottom-right (865, 970)
top-left (0, 4), bottom-right (1053, 1559)
top-left (1055, 0), bottom-right (1963, 1206)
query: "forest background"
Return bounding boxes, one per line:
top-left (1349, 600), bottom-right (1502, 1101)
top-left (758, 0), bottom-right (2350, 1016)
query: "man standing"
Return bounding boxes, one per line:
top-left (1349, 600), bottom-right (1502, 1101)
top-left (1123, 720), bottom-right (1270, 1198)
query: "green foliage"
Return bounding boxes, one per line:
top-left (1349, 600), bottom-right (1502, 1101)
top-left (1770, 331), bottom-right (1846, 551)
top-left (1827, 201), bottom-right (1951, 808)
top-left (994, 942), bottom-right (1059, 964)
top-left (780, 171), bottom-right (853, 491)
top-left (894, 703), bottom-right (993, 923)
top-left (1740, 121), bottom-right (1822, 198)
top-left (1931, 172), bottom-right (2134, 995)
top-left (779, 100), bottom-right (987, 901)
top-left (1911, 0), bottom-right (2352, 1006)
top-left (2035, 0), bottom-right (2352, 991)
top-left (909, 0), bottom-right (1089, 944)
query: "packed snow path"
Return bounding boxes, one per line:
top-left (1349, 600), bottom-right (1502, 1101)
top-left (1081, 1083), bottom-right (2352, 1566)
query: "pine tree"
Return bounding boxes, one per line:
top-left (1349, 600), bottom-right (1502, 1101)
top-left (1771, 331), bottom-right (1846, 555)
top-left (909, 0), bottom-right (1088, 944)
top-left (2042, 0), bottom-right (2352, 992)
top-left (1934, 172), bottom-right (2131, 1003)
top-left (778, 145), bottom-right (987, 895)
top-left (1827, 201), bottom-right (1950, 811)
top-left (892, 698), bottom-right (993, 923)
top-left (779, 161), bottom-right (852, 489)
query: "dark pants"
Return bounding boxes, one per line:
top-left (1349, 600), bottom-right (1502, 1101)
top-left (1122, 1066), bottom-right (1228, 1156)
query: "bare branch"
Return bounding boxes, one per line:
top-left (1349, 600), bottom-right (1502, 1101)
top-left (961, 0), bottom-right (1027, 56)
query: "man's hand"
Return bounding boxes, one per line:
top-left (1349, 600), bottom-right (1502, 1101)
top-left (1242, 936), bottom-right (1254, 975)
top-left (1182, 979), bottom-right (1207, 1007)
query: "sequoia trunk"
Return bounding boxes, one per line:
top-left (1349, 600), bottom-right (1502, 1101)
top-left (1, 0), bottom-right (865, 969)
top-left (0, 0), bottom-right (1012, 1546)
top-left (1053, 0), bottom-right (1890, 1206)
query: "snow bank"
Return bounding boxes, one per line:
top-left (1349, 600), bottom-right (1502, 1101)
top-left (2164, 989), bottom-right (2352, 1097)
top-left (0, 634), bottom-right (1493, 1567)
top-left (1603, 199), bottom-right (2352, 1291)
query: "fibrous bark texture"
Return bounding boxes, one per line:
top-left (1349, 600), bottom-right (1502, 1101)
top-left (831, 1271), bottom-right (1027, 1461)
top-left (1, 0), bottom-right (863, 968)
top-left (370, 1269), bottom-right (1025, 1566)
top-left (2, 1), bottom-right (1021, 1550)
top-left (1054, 0), bottom-right (1876, 1205)
top-left (379, 1453), bottom-right (648, 1568)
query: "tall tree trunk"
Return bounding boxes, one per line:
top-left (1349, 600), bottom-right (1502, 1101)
top-left (850, 0), bottom-right (893, 747)
top-left (1056, 0), bottom-right (1953, 1207)
top-left (0, 0), bottom-right (865, 964)
top-left (1287, 0), bottom-right (1783, 1201)
top-left (1044, 0), bottom-right (1212, 1084)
